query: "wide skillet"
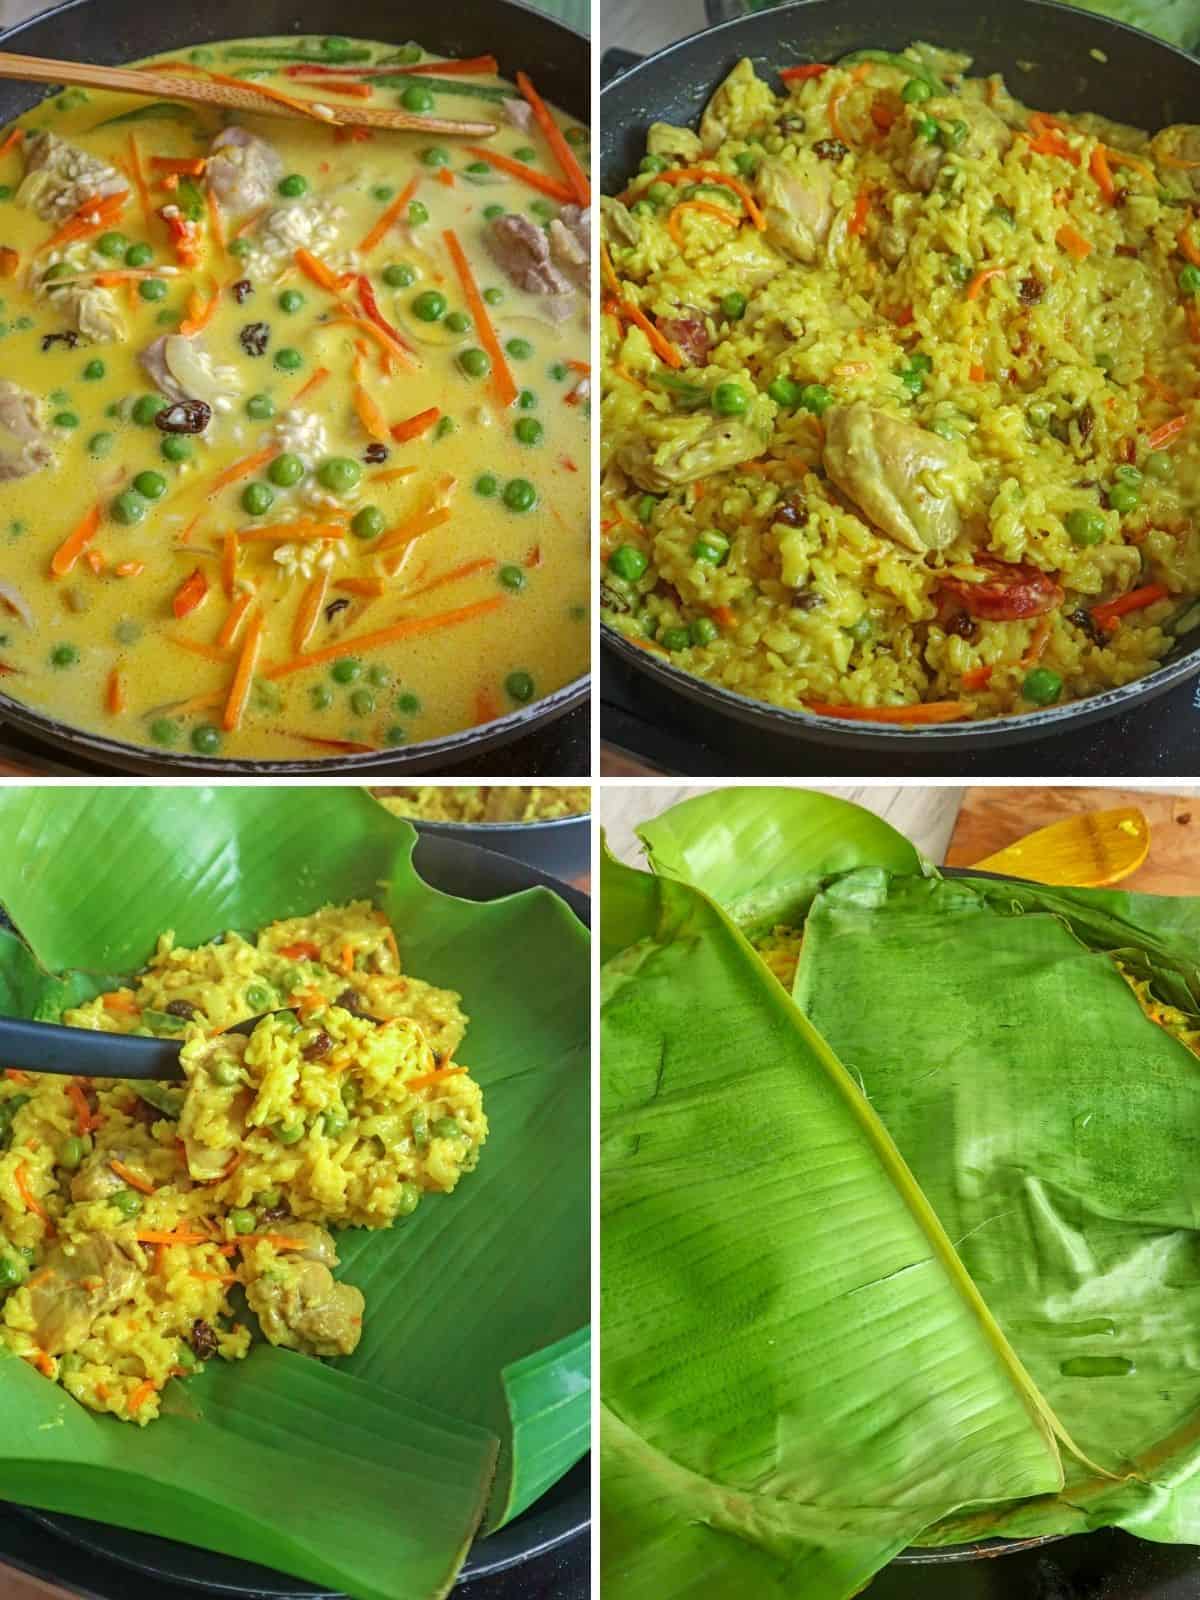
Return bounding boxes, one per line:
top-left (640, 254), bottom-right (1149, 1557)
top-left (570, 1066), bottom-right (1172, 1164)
top-left (0, 0), bottom-right (589, 776)
top-left (600, 0), bottom-right (1200, 754)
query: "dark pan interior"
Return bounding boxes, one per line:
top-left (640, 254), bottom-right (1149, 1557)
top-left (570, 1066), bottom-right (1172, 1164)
top-left (600, 0), bottom-right (1200, 751)
top-left (0, 0), bottom-right (589, 775)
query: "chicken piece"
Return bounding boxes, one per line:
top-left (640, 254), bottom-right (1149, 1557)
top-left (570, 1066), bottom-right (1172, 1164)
top-left (698, 59), bottom-right (777, 153)
top-left (657, 310), bottom-right (710, 366)
top-left (39, 281), bottom-right (124, 345)
top-left (615, 398), bottom-right (773, 492)
top-left (485, 213), bottom-right (573, 296)
top-left (207, 127), bottom-right (285, 218)
top-left (755, 155), bottom-right (833, 262)
top-left (243, 1225), bottom-right (363, 1359)
top-left (902, 97), bottom-right (1012, 192)
top-left (600, 194), bottom-right (640, 249)
top-left (549, 205), bottom-right (589, 289)
top-left (646, 121), bottom-right (704, 164)
top-left (178, 1035), bottom-right (249, 1182)
top-left (501, 97), bottom-right (534, 133)
top-left (822, 403), bottom-right (964, 553)
top-left (878, 222), bottom-right (909, 265)
top-left (16, 131), bottom-right (125, 222)
top-left (27, 1235), bottom-right (140, 1355)
top-left (0, 381), bottom-right (53, 481)
top-left (70, 1145), bottom-right (135, 1203)
top-left (1152, 125), bottom-right (1200, 197)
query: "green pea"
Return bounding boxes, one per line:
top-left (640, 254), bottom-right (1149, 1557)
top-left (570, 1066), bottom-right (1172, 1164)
top-left (209, 1058), bottom-right (241, 1087)
top-left (645, 181), bottom-right (673, 207)
top-left (58, 1135), bottom-right (86, 1171)
top-left (550, 361), bottom-right (569, 381)
top-left (1145, 450), bottom-right (1174, 480)
top-left (125, 242), bottom-right (153, 268)
top-left (241, 481), bottom-right (274, 516)
top-left (518, 388), bottom-right (538, 410)
top-left (909, 352), bottom-right (933, 374)
top-left (767, 376), bottom-right (801, 409)
top-left (274, 1120), bottom-right (305, 1145)
top-left (175, 1343), bottom-right (199, 1372)
top-left (279, 289), bottom-right (305, 314)
top-left (161, 434), bottom-right (191, 464)
top-left (278, 173), bottom-right (309, 198)
top-left (1180, 264), bottom-right (1200, 295)
top-left (530, 198), bottom-right (556, 220)
top-left (396, 1181), bottom-right (421, 1217)
top-left (503, 477), bottom-right (537, 512)
top-left (733, 150), bottom-right (758, 177)
top-left (721, 290), bottom-right (748, 319)
top-left (50, 643), bottom-right (78, 668)
top-left (340, 1079), bottom-right (361, 1109)
top-left (245, 983), bottom-right (273, 1009)
top-left (402, 84), bottom-right (434, 112)
top-left (396, 691), bottom-right (421, 714)
top-left (690, 616), bottom-right (719, 646)
top-left (459, 346), bottom-right (491, 378)
top-left (0, 1252), bottom-right (28, 1291)
top-left (431, 1116), bottom-right (463, 1140)
top-left (499, 563), bottom-right (527, 591)
top-left (0, 186), bottom-right (10, 202)
top-left (661, 627), bottom-right (690, 652)
top-left (383, 262), bottom-right (416, 287)
top-left (1095, 351), bottom-right (1116, 375)
top-left (435, 416), bottom-right (455, 438)
top-left (255, 1187), bottom-right (283, 1210)
top-left (939, 117), bottom-right (969, 149)
top-left (1114, 465), bottom-right (1143, 487)
top-left (1108, 480), bottom-right (1141, 515)
top-left (321, 34), bottom-right (356, 59)
top-left (693, 534), bottom-right (730, 565)
top-left (139, 278), bottom-right (167, 302)
top-left (269, 453), bottom-right (304, 487)
top-left (475, 473), bottom-right (499, 497)
top-left (902, 76), bottom-right (933, 103)
top-left (54, 411), bottom-right (79, 429)
top-left (321, 1107), bottom-right (349, 1137)
top-left (112, 490), bottom-right (146, 526)
top-left (946, 254), bottom-right (972, 286)
top-left (385, 724), bottom-right (408, 744)
top-left (515, 416), bottom-right (543, 445)
top-left (1026, 400), bottom-right (1052, 430)
top-left (609, 545), bottom-right (648, 583)
top-left (191, 722), bottom-right (221, 754)
top-left (800, 383), bottom-right (833, 416)
top-left (421, 145), bottom-right (449, 167)
top-left (483, 203), bottom-right (506, 221)
top-left (352, 505), bottom-right (385, 539)
top-left (413, 289), bottom-right (447, 321)
top-left (639, 153), bottom-right (669, 175)
top-left (915, 114), bottom-right (941, 143)
top-left (367, 663), bottom-right (391, 687)
top-left (987, 202), bottom-right (1015, 226)
top-left (444, 310), bottom-right (471, 333)
top-left (899, 367), bottom-right (924, 397)
top-left (332, 657), bottom-right (361, 683)
top-left (630, 198), bottom-right (656, 218)
top-left (1022, 667), bottom-right (1063, 705)
top-left (409, 202), bottom-right (430, 226)
top-left (274, 347), bottom-right (303, 371)
top-left (133, 470), bottom-right (167, 500)
top-left (505, 337), bottom-right (533, 360)
top-left (372, 185), bottom-right (395, 202)
top-left (228, 237), bottom-right (251, 259)
top-left (229, 1208), bottom-right (256, 1234)
top-left (394, 43), bottom-right (423, 63)
top-left (83, 359), bottom-right (105, 380)
top-left (110, 1188), bottom-right (143, 1217)
top-left (132, 394), bottom-right (166, 426)
top-left (1064, 508), bottom-right (1107, 546)
top-left (97, 231), bottom-right (129, 258)
top-left (246, 393), bottom-right (275, 420)
top-left (505, 669), bottom-right (535, 702)
top-left (150, 717), bottom-right (180, 745)
top-left (318, 457), bottom-right (361, 494)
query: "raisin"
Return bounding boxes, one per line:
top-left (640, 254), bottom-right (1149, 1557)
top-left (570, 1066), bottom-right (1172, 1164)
top-left (364, 442), bottom-right (388, 464)
top-left (335, 987), bottom-right (368, 1015)
top-left (155, 399), bottom-right (212, 435)
top-left (947, 612), bottom-right (979, 641)
top-left (239, 322), bottom-right (270, 357)
top-left (324, 597), bottom-right (351, 623)
top-left (813, 138), bottom-right (849, 162)
top-left (302, 1030), bottom-right (332, 1061)
top-left (41, 330), bottom-right (79, 352)
top-left (189, 1319), bottom-right (218, 1361)
top-left (231, 278), bottom-right (253, 303)
top-left (165, 999), bottom-right (198, 1019)
top-left (1017, 276), bottom-right (1044, 305)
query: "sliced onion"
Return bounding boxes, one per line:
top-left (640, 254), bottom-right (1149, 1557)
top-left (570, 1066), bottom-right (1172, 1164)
top-left (164, 335), bottom-right (224, 406)
top-left (0, 579), bottom-right (34, 629)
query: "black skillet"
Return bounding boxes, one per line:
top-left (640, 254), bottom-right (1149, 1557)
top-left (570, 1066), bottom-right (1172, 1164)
top-left (601, 0), bottom-right (1200, 754)
top-left (0, 0), bottom-right (589, 776)
top-left (7, 830), bottom-right (591, 1594)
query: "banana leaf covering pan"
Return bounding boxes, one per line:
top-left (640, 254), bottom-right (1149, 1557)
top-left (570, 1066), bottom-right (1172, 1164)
top-left (0, 0), bottom-right (588, 777)
top-left (0, 788), bottom-right (590, 1600)
top-left (601, 786), bottom-right (1200, 1600)
top-left (600, 0), bottom-right (1200, 753)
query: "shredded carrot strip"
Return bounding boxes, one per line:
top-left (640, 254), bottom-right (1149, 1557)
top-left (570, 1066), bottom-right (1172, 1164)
top-left (710, 605), bottom-right (737, 630)
top-left (443, 228), bottom-right (518, 409)
top-left (294, 247), bottom-right (344, 292)
top-left (169, 635), bottom-right (229, 663)
top-left (960, 664), bottom-right (994, 691)
top-left (1092, 583), bottom-right (1169, 627)
top-left (969, 361), bottom-right (986, 382)
top-left (397, 556), bottom-right (496, 603)
top-left (335, 576), bottom-right (386, 597)
top-left (265, 597), bottom-right (506, 680)
top-left (1159, 151), bottom-right (1200, 170)
top-left (293, 366), bottom-right (331, 404)
top-left (780, 62), bottom-right (831, 82)
top-left (114, 560), bottom-right (145, 579)
top-left (126, 1379), bottom-right (158, 1413)
top-left (179, 278), bottom-right (220, 337)
top-left (1180, 224), bottom-right (1200, 268)
top-left (14, 1161), bottom-right (51, 1224)
top-left (293, 572), bottom-right (328, 655)
top-left (136, 1229), bottom-right (209, 1245)
top-left (804, 700), bottom-right (972, 724)
top-left (150, 155), bottom-right (206, 176)
top-left (1106, 148), bottom-right (1156, 183)
top-left (29, 1350), bottom-right (55, 1378)
top-left (206, 183), bottom-right (226, 250)
top-left (110, 1159), bottom-right (156, 1196)
top-left (667, 199), bottom-right (740, 250)
top-left (1146, 413), bottom-right (1189, 450)
top-left (624, 166), bottom-right (763, 229)
top-left (371, 465), bottom-right (420, 485)
top-left (375, 505), bottom-right (452, 556)
top-left (622, 298), bottom-right (684, 369)
top-left (221, 530), bottom-right (238, 597)
top-left (353, 384), bottom-right (391, 442)
top-left (406, 1066), bottom-right (467, 1092)
top-left (0, 247), bottom-right (18, 279)
top-left (0, 127), bottom-right (23, 162)
top-left (106, 667), bottom-right (125, 715)
top-left (827, 65), bottom-right (869, 145)
top-left (49, 503), bottom-right (101, 578)
top-left (102, 992), bottom-right (139, 1014)
top-left (211, 444), bottom-right (281, 493)
top-left (436, 166), bottom-right (456, 188)
top-left (41, 189), bottom-right (129, 252)
top-left (4, 1068), bottom-right (32, 1085)
top-left (358, 177), bottom-right (420, 255)
top-left (339, 942), bottom-right (354, 974)
top-left (328, 312), bottom-right (406, 372)
top-left (173, 567), bottom-right (209, 619)
top-left (390, 406), bottom-right (441, 444)
top-left (461, 144), bottom-right (574, 202)
top-left (223, 605), bottom-right (264, 732)
top-left (66, 1081), bottom-right (97, 1135)
top-left (278, 940), bottom-right (321, 960)
top-left (1021, 618), bottom-right (1052, 667)
top-left (1089, 144), bottom-right (1116, 203)
top-left (515, 70), bottom-right (590, 206)
top-left (1055, 224), bottom-right (1092, 260)
top-left (290, 76), bottom-right (373, 97)
top-left (966, 265), bottom-right (1007, 300)
top-left (474, 685), bottom-right (500, 724)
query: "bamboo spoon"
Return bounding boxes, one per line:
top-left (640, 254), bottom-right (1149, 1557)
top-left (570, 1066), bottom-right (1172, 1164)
top-left (970, 805), bottom-right (1151, 889)
top-left (0, 50), bottom-right (497, 137)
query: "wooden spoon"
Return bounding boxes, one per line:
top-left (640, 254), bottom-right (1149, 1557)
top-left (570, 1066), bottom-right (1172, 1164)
top-left (970, 806), bottom-right (1151, 889)
top-left (0, 50), bottom-right (497, 137)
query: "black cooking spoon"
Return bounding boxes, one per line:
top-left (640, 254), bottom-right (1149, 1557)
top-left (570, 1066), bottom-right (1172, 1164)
top-left (0, 1011), bottom-right (287, 1083)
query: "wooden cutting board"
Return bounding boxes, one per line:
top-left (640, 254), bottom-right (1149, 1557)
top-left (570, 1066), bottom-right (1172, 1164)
top-left (945, 786), bottom-right (1200, 894)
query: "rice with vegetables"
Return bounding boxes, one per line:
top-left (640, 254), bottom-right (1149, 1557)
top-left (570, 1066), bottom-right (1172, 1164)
top-left (600, 43), bottom-right (1200, 723)
top-left (376, 785), bottom-right (590, 822)
top-left (0, 901), bottom-right (486, 1424)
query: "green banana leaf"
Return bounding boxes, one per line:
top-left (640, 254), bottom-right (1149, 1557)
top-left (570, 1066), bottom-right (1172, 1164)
top-left (600, 846), bottom-right (1069, 1600)
top-left (794, 867), bottom-right (1200, 1549)
top-left (633, 785), bottom-right (925, 942)
top-left (0, 786), bottom-right (589, 1597)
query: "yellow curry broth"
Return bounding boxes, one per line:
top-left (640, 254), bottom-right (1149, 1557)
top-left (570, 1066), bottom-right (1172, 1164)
top-left (0, 36), bottom-right (589, 759)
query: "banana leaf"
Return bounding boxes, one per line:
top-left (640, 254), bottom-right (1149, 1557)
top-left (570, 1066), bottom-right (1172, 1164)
top-left (600, 846), bottom-right (1068, 1600)
top-left (794, 867), bottom-right (1200, 1549)
top-left (632, 785), bottom-right (925, 943)
top-left (0, 786), bottom-right (589, 1597)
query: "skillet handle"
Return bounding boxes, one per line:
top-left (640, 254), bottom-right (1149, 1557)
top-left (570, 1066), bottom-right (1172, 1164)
top-left (0, 1015), bottom-right (185, 1081)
